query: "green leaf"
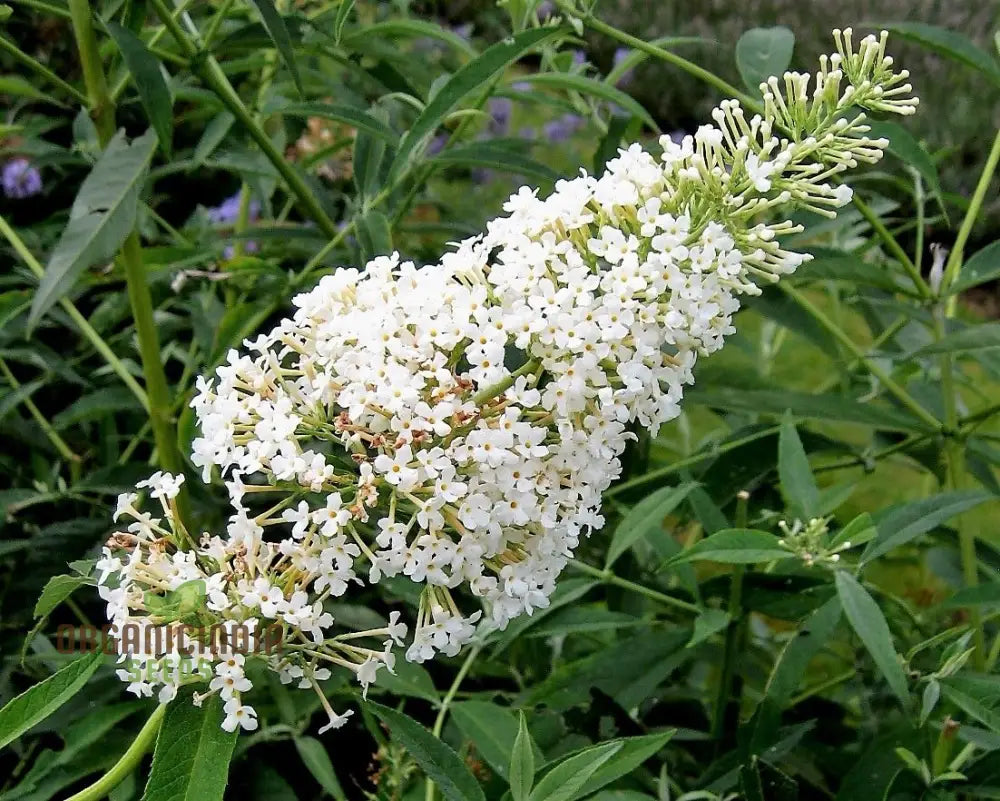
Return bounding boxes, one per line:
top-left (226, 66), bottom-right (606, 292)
top-left (141, 691), bottom-right (239, 801)
top-left (29, 129), bottom-right (157, 329)
top-left (247, 0), bottom-right (302, 94)
top-left (663, 529), bottom-right (792, 568)
top-left (861, 490), bottom-right (992, 563)
top-left (355, 210), bottom-right (392, 266)
top-left (294, 736), bottom-right (347, 800)
top-left (33, 573), bottom-right (92, 619)
top-left (107, 23), bottom-right (173, 157)
top-left (951, 240), bottom-right (1000, 294)
top-left (192, 112), bottom-right (235, 168)
top-left (490, 578), bottom-right (597, 654)
top-left (53, 387), bottom-right (142, 429)
top-left (688, 608), bottom-right (730, 648)
top-left (778, 415), bottom-right (819, 519)
top-left (0, 651), bottom-right (104, 750)
top-left (688, 387), bottom-right (930, 432)
top-left (910, 321), bottom-right (1000, 358)
top-left (864, 120), bottom-right (941, 208)
top-left (431, 142), bottom-right (560, 183)
top-left (510, 712), bottom-right (534, 801)
top-left (940, 583), bottom-right (1000, 609)
top-left (451, 701), bottom-right (540, 781)
top-left (605, 483), bottom-right (695, 568)
top-left (369, 658), bottom-right (438, 703)
top-left (748, 597), bottom-right (841, 754)
top-left (835, 571), bottom-right (909, 708)
top-left (331, 0), bottom-right (354, 44)
top-left (735, 27), bottom-right (795, 93)
top-left (528, 741), bottom-right (622, 801)
top-left (0, 74), bottom-right (65, 106)
top-left (568, 733), bottom-right (673, 800)
top-left (341, 18), bottom-right (477, 58)
top-left (878, 22), bottom-right (1000, 88)
top-left (367, 702), bottom-right (486, 801)
top-left (510, 72), bottom-right (657, 131)
top-left (389, 27), bottom-right (559, 180)
top-left (829, 512), bottom-right (877, 551)
top-left (940, 680), bottom-right (1000, 733)
top-left (274, 102), bottom-right (399, 144)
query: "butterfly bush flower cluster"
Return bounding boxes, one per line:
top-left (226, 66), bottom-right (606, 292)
top-left (99, 30), bottom-right (916, 732)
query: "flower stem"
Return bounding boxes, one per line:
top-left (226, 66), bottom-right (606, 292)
top-left (555, 1), bottom-right (758, 112)
top-left (850, 193), bottom-right (931, 299)
top-left (711, 491), bottom-right (748, 745)
top-left (0, 34), bottom-right (89, 104)
top-left (569, 559), bottom-right (701, 615)
top-left (780, 284), bottom-right (943, 432)
top-left (0, 214), bottom-right (149, 411)
top-left (942, 128), bottom-right (1000, 314)
top-left (931, 128), bottom-right (1000, 670)
top-left (147, 0), bottom-right (339, 239)
top-left (0, 356), bottom-right (80, 472)
top-left (64, 704), bottom-right (166, 801)
top-left (425, 645), bottom-right (481, 801)
top-left (68, 0), bottom-right (189, 518)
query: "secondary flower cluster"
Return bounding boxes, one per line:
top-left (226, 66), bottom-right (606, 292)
top-left (98, 30), bottom-right (916, 731)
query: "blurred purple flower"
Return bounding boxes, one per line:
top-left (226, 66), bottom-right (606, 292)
top-left (512, 81), bottom-right (532, 93)
top-left (223, 240), bottom-right (259, 260)
top-left (2, 158), bottom-right (42, 199)
top-left (543, 113), bottom-right (583, 142)
top-left (536, 1), bottom-right (554, 19)
top-left (519, 126), bottom-right (536, 140)
top-left (613, 47), bottom-right (635, 87)
top-left (451, 23), bottom-right (473, 40)
top-left (427, 133), bottom-right (449, 157)
top-left (208, 191), bottom-right (260, 225)
top-left (488, 97), bottom-right (513, 135)
top-left (571, 49), bottom-right (587, 68)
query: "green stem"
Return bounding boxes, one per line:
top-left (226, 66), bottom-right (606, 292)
top-left (0, 35), bottom-right (89, 104)
top-left (64, 705), bottom-right (166, 801)
top-left (68, 0), bottom-right (115, 143)
top-left (147, 0), bottom-right (339, 239)
top-left (942, 128), bottom-right (1000, 312)
top-left (471, 359), bottom-right (541, 406)
top-left (780, 284), bottom-right (943, 432)
top-left (0, 356), bottom-right (80, 470)
top-left (606, 425), bottom-right (782, 497)
top-left (850, 193), bottom-right (931, 299)
top-left (120, 235), bottom-right (187, 482)
top-left (788, 668), bottom-right (855, 706)
top-left (711, 491), bottom-right (748, 744)
top-left (425, 645), bottom-right (481, 801)
top-left (69, 0), bottom-right (190, 521)
top-left (569, 559), bottom-right (701, 615)
top-left (814, 314), bottom-right (910, 395)
top-left (0, 214), bottom-right (149, 411)
top-left (556, 1), bottom-right (758, 111)
top-left (203, 0), bottom-right (240, 47)
top-left (932, 130), bottom-right (1000, 670)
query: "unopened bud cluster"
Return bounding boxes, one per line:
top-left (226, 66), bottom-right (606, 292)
top-left (97, 31), bottom-right (917, 731)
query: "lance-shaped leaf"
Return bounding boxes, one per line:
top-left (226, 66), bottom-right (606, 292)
top-left (107, 23), bottom-right (173, 156)
top-left (0, 651), bottom-right (104, 750)
top-left (367, 702), bottom-right (486, 801)
top-left (662, 529), bottom-right (793, 568)
top-left (389, 27), bottom-right (559, 181)
top-left (248, 0), bottom-right (302, 94)
top-left (835, 571), bottom-right (910, 709)
top-left (141, 691), bottom-right (239, 801)
top-left (28, 129), bottom-right (157, 329)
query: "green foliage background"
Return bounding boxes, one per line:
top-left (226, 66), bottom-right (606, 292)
top-left (0, 1), bottom-right (1000, 800)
